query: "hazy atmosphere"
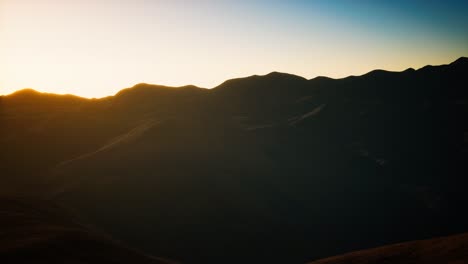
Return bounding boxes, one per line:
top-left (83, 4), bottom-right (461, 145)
top-left (1, 0), bottom-right (467, 97)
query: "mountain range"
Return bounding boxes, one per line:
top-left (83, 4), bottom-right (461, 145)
top-left (1, 57), bottom-right (468, 263)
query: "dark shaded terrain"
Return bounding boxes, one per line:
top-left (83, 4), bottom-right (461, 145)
top-left (308, 232), bottom-right (468, 264)
top-left (0, 196), bottom-right (174, 263)
top-left (1, 58), bottom-right (467, 263)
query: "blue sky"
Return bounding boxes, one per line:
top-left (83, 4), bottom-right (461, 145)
top-left (1, 0), bottom-right (467, 97)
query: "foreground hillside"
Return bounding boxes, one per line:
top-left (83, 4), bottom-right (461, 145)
top-left (2, 196), bottom-right (466, 264)
top-left (309, 232), bottom-right (468, 264)
top-left (0, 197), bottom-right (174, 263)
top-left (1, 57), bottom-right (468, 263)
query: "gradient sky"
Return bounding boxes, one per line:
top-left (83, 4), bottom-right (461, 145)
top-left (1, 0), bottom-right (467, 98)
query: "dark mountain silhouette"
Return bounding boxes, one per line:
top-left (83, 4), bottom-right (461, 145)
top-left (1, 57), bottom-right (467, 263)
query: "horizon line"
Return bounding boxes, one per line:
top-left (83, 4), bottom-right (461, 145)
top-left (2, 56), bottom-right (466, 99)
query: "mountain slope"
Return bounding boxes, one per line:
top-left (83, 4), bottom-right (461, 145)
top-left (0, 196), bottom-right (175, 263)
top-left (308, 232), bottom-right (468, 264)
top-left (1, 57), bottom-right (467, 263)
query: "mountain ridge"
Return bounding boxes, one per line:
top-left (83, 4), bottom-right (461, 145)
top-left (1, 56), bottom-right (468, 263)
top-left (3, 57), bottom-right (466, 99)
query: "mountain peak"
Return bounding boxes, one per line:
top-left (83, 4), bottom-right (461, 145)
top-left (5, 89), bottom-right (86, 101)
top-left (113, 83), bottom-right (206, 103)
top-left (403, 67), bottom-right (416, 73)
top-left (451, 56), bottom-right (468, 66)
top-left (214, 71), bottom-right (307, 91)
top-left (265, 71), bottom-right (307, 81)
top-left (126, 83), bottom-right (203, 91)
top-left (6, 88), bottom-right (41, 97)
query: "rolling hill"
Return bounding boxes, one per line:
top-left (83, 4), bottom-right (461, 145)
top-left (308, 232), bottom-right (468, 264)
top-left (1, 57), bottom-right (467, 263)
top-left (0, 196), bottom-right (175, 263)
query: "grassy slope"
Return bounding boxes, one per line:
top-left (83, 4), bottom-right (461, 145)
top-left (309, 232), bottom-right (468, 264)
top-left (0, 196), bottom-right (176, 263)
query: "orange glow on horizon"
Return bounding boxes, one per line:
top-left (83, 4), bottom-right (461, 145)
top-left (1, 0), bottom-right (467, 98)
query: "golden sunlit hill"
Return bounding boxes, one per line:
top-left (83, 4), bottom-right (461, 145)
top-left (1, 57), bottom-right (468, 263)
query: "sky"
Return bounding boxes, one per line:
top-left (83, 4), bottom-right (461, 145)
top-left (1, 0), bottom-right (467, 98)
